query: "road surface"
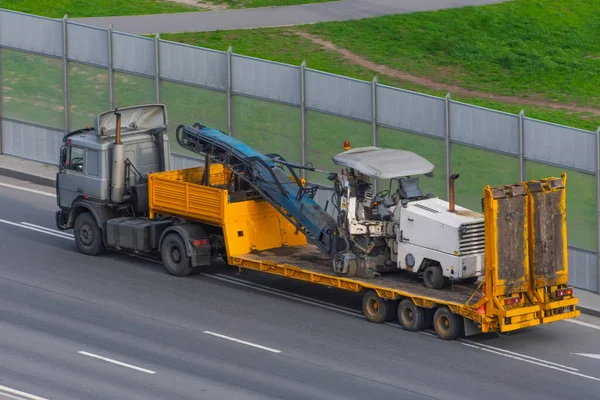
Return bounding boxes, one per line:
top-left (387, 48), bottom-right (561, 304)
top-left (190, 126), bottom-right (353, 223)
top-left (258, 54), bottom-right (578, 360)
top-left (0, 175), bottom-right (599, 400)
top-left (70, 0), bottom-right (510, 34)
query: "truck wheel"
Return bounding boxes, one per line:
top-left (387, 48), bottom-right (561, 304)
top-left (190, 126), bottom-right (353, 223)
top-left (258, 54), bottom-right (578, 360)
top-left (362, 290), bottom-right (389, 323)
top-left (433, 306), bottom-right (464, 340)
top-left (423, 264), bottom-right (444, 289)
top-left (398, 298), bottom-right (426, 332)
top-left (161, 233), bottom-right (192, 277)
top-left (74, 212), bottom-right (104, 255)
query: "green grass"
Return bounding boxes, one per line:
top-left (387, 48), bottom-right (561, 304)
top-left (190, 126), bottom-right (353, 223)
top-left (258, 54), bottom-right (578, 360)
top-left (0, 0), bottom-right (200, 18)
top-left (0, 0), bottom-right (339, 17)
top-left (304, 0), bottom-right (600, 107)
top-left (161, 25), bottom-right (600, 132)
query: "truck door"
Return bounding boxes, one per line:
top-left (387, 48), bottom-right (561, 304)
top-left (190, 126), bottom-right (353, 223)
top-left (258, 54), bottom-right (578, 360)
top-left (57, 144), bottom-right (85, 208)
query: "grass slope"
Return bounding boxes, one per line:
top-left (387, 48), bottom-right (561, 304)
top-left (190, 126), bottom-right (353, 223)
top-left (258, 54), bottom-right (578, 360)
top-left (303, 0), bottom-right (600, 107)
top-left (0, 0), bottom-right (199, 18)
top-left (0, 0), bottom-right (339, 17)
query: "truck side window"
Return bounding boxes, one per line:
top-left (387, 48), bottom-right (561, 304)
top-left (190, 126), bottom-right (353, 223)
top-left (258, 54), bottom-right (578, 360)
top-left (67, 146), bottom-right (85, 173)
top-left (86, 150), bottom-right (99, 177)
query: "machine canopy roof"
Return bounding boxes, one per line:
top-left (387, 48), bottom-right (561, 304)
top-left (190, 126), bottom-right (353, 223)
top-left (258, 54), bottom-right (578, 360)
top-left (332, 146), bottom-right (434, 179)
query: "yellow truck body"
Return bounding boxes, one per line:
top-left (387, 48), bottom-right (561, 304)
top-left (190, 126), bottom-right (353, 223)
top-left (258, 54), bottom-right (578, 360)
top-left (147, 163), bottom-right (580, 340)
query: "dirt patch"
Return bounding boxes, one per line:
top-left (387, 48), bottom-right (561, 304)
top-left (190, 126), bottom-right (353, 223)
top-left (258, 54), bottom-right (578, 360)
top-left (294, 30), bottom-right (600, 116)
top-left (166, 0), bottom-right (229, 10)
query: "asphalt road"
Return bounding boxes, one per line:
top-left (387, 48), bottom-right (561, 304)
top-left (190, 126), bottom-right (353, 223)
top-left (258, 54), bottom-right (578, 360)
top-left (70, 0), bottom-right (510, 34)
top-left (0, 175), bottom-right (599, 400)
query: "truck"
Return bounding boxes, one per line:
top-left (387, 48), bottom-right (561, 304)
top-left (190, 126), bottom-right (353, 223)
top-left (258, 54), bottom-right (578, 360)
top-left (55, 104), bottom-right (581, 340)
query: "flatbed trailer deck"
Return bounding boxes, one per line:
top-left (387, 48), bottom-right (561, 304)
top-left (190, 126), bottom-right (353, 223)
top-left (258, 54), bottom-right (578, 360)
top-left (146, 163), bottom-right (580, 340)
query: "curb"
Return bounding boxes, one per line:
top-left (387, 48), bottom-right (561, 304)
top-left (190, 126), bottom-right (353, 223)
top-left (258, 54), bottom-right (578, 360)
top-left (0, 166), bottom-right (55, 188)
top-left (579, 306), bottom-right (600, 318)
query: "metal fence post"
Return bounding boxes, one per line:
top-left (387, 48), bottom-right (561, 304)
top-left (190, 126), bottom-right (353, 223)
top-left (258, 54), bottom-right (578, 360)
top-left (445, 93), bottom-right (451, 201)
top-left (596, 127), bottom-right (600, 294)
top-left (62, 14), bottom-right (70, 134)
top-left (107, 24), bottom-right (114, 109)
top-left (300, 60), bottom-right (307, 180)
top-left (154, 33), bottom-right (161, 103)
top-left (372, 76), bottom-right (378, 193)
top-left (227, 46), bottom-right (233, 136)
top-left (519, 109), bottom-right (525, 182)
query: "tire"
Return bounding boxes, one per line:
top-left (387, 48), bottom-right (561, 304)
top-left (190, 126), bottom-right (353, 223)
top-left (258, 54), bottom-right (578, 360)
top-left (161, 233), bottom-right (192, 277)
top-left (397, 298), bottom-right (426, 332)
top-left (423, 264), bottom-right (444, 289)
top-left (74, 212), bottom-right (104, 256)
top-left (433, 306), bottom-right (464, 340)
top-left (362, 290), bottom-right (389, 323)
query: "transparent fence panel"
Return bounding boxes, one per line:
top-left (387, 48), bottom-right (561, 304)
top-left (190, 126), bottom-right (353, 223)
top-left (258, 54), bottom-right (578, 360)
top-left (114, 72), bottom-right (155, 108)
top-left (451, 144), bottom-right (519, 212)
top-left (2, 120), bottom-right (63, 165)
top-left (568, 248), bottom-right (598, 292)
top-left (68, 63), bottom-right (109, 130)
top-left (378, 127), bottom-right (447, 200)
top-left (525, 161), bottom-right (597, 251)
top-left (306, 110), bottom-right (371, 185)
top-left (232, 96), bottom-right (301, 165)
top-left (1, 49), bottom-right (64, 129)
top-left (160, 81), bottom-right (227, 159)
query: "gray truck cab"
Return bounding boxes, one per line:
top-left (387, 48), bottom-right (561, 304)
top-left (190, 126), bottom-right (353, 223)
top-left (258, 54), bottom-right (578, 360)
top-left (56, 104), bottom-right (171, 230)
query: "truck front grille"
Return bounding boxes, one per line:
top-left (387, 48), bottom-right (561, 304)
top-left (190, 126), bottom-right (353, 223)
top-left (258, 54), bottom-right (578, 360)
top-left (459, 222), bottom-right (485, 255)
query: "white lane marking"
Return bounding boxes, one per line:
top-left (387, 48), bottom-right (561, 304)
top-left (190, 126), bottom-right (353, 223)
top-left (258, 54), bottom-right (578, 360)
top-left (21, 222), bottom-right (73, 238)
top-left (460, 339), bottom-right (579, 371)
top-left (203, 331), bottom-right (281, 354)
top-left (0, 219), bottom-right (74, 241)
top-left (573, 353), bottom-right (600, 360)
top-left (462, 342), bottom-right (600, 383)
top-left (0, 182), bottom-right (55, 198)
top-left (77, 351), bottom-right (156, 374)
top-left (0, 384), bottom-right (48, 400)
top-left (566, 319), bottom-right (600, 331)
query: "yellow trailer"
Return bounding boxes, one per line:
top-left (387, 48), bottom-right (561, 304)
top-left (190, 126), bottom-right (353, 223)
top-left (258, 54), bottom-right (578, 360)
top-left (147, 163), bottom-right (580, 340)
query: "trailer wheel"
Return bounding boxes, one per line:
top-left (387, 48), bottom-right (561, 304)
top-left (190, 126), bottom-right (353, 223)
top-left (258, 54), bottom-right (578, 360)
top-left (423, 264), bottom-right (444, 289)
top-left (433, 306), bottom-right (464, 340)
top-left (398, 299), bottom-right (426, 332)
top-left (74, 212), bottom-right (103, 256)
top-left (161, 233), bottom-right (192, 277)
top-left (362, 290), bottom-right (389, 323)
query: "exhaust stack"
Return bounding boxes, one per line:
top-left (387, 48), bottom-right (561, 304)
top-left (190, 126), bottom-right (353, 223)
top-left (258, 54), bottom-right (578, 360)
top-left (448, 173), bottom-right (460, 212)
top-left (110, 109), bottom-right (126, 203)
